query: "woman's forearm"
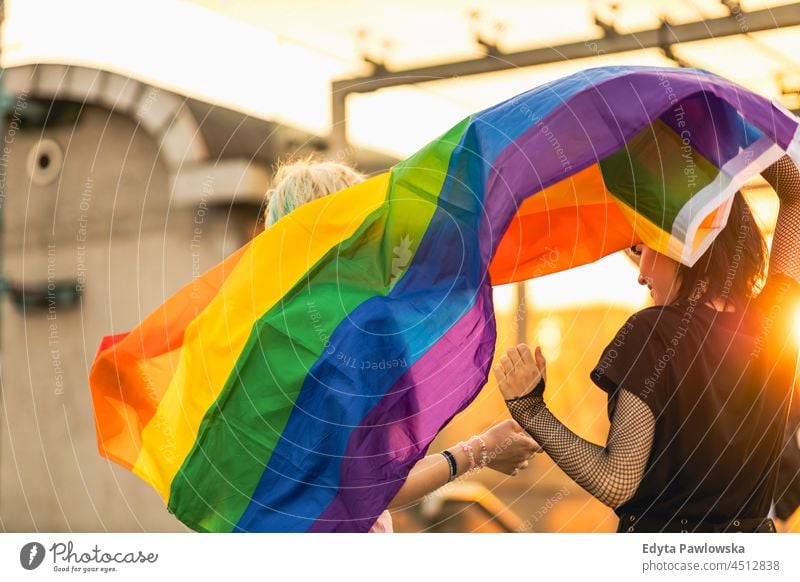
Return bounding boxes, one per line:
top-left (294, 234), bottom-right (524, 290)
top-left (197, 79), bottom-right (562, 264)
top-left (506, 389), bottom-right (654, 508)
top-left (769, 200), bottom-right (800, 284)
top-left (387, 442), bottom-right (474, 508)
top-left (762, 156), bottom-right (800, 284)
top-left (388, 420), bottom-right (538, 508)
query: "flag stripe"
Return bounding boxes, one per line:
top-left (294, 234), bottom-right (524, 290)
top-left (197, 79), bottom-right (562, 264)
top-left (168, 119), bottom-right (474, 530)
top-left (133, 176), bottom-right (391, 501)
top-left (308, 285), bottom-right (495, 531)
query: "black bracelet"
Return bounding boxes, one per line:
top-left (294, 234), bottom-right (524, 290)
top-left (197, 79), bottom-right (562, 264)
top-left (505, 378), bottom-right (546, 403)
top-left (441, 450), bottom-right (458, 481)
top-left (531, 377), bottom-right (545, 398)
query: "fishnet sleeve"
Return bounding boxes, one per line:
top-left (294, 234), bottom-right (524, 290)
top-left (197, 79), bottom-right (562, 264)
top-left (506, 389), bottom-right (655, 508)
top-left (762, 155), bottom-right (800, 284)
top-left (762, 156), bottom-right (800, 518)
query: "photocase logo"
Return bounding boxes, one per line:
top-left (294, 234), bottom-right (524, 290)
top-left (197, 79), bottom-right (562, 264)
top-left (20, 542), bottom-right (46, 570)
top-left (389, 234), bottom-right (414, 287)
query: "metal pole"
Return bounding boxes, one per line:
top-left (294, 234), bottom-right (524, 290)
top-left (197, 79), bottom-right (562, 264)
top-left (335, 4), bottom-right (800, 94)
top-left (0, 0), bottom-right (7, 522)
top-left (0, 0), bottom-right (7, 342)
top-left (331, 3), bottom-right (800, 145)
top-left (330, 87), bottom-right (347, 158)
top-left (516, 281), bottom-right (527, 346)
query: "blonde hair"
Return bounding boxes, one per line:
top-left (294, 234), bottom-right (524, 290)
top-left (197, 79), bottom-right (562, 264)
top-left (264, 157), bottom-right (365, 226)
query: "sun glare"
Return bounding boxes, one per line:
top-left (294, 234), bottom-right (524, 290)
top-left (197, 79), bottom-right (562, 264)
top-left (793, 305), bottom-right (800, 345)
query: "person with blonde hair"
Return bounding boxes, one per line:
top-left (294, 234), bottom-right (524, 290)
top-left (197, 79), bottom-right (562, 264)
top-left (264, 158), bottom-right (366, 226)
top-left (263, 156), bottom-right (540, 533)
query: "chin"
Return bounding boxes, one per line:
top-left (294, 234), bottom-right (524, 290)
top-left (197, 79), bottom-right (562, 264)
top-left (655, 293), bottom-right (675, 306)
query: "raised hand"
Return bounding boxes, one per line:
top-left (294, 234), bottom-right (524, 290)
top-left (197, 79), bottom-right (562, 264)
top-left (493, 344), bottom-right (547, 401)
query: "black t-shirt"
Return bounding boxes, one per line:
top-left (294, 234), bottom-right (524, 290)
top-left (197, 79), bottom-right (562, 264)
top-left (591, 274), bottom-right (800, 522)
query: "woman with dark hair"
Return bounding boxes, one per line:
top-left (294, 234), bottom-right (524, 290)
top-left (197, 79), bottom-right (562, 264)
top-left (493, 156), bottom-right (800, 533)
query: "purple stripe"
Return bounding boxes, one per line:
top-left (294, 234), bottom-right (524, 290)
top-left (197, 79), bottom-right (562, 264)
top-left (307, 284), bottom-right (495, 532)
top-left (477, 69), bottom-right (799, 273)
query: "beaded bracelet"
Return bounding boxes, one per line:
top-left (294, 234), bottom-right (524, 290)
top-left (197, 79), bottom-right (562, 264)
top-left (475, 435), bottom-right (489, 468)
top-left (459, 440), bottom-right (476, 471)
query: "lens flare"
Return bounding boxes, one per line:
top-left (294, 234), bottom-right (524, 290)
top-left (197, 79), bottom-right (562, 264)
top-left (793, 306), bottom-right (800, 345)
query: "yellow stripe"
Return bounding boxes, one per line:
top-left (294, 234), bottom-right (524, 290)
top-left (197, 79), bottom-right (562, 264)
top-left (613, 198), bottom-right (685, 259)
top-left (131, 174), bottom-right (390, 499)
top-left (692, 227), bottom-right (718, 255)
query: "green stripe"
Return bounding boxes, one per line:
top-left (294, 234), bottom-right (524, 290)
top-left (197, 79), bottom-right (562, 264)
top-left (167, 117), bottom-right (473, 532)
top-left (599, 119), bottom-right (718, 232)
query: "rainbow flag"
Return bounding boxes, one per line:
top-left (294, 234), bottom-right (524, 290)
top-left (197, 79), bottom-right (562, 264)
top-left (89, 66), bottom-right (800, 532)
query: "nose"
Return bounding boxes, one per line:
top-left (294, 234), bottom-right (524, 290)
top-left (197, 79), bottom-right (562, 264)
top-left (637, 273), bottom-right (648, 286)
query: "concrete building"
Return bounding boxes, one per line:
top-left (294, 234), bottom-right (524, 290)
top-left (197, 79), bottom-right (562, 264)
top-left (0, 63), bottom-right (394, 531)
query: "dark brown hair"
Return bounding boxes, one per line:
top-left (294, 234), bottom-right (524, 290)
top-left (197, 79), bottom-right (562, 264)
top-left (672, 191), bottom-right (767, 307)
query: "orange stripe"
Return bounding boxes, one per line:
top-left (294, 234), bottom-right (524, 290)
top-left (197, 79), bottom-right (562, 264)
top-left (89, 242), bottom-right (250, 469)
top-left (489, 164), bottom-right (638, 284)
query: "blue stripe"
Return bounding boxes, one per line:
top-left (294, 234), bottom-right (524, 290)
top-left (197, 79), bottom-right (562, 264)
top-left (234, 123), bottom-right (489, 532)
top-left (471, 66), bottom-right (668, 165)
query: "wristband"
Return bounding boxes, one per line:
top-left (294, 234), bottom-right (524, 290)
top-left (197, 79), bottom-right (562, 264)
top-left (441, 450), bottom-right (458, 481)
top-left (531, 377), bottom-right (546, 398)
top-left (505, 377), bottom-right (546, 403)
